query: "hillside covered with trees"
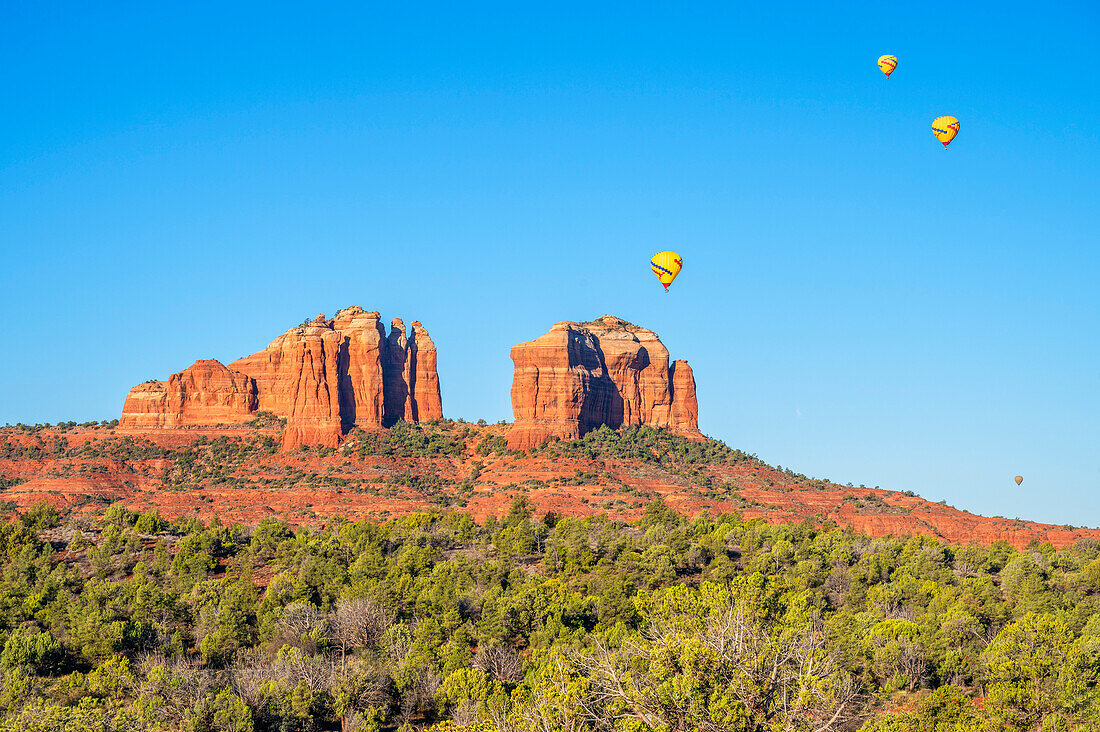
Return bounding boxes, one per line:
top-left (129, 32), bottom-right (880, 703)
top-left (0, 494), bottom-right (1098, 731)
top-left (1, 422), bottom-right (1095, 549)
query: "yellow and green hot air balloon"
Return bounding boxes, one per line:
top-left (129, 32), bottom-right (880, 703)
top-left (650, 251), bottom-right (682, 292)
top-left (1014, 475), bottom-right (1023, 486)
top-left (932, 116), bottom-right (960, 148)
top-left (877, 54), bottom-right (898, 78)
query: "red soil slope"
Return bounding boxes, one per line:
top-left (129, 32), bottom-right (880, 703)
top-left (0, 423), bottom-right (1094, 549)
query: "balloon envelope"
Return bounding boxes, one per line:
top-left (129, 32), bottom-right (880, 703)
top-left (1014, 475), bottom-right (1023, 485)
top-left (650, 252), bottom-right (683, 292)
top-left (932, 116), bottom-right (960, 147)
top-left (877, 55), bottom-right (898, 77)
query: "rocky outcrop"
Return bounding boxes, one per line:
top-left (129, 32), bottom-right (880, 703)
top-left (119, 307), bottom-right (442, 449)
top-left (120, 360), bottom-right (258, 429)
top-left (228, 316), bottom-right (344, 450)
top-left (331, 307), bottom-right (388, 429)
top-left (669, 360), bottom-right (698, 433)
top-left (508, 315), bottom-right (700, 449)
top-left (378, 317), bottom-right (443, 425)
top-left (384, 319), bottom-right (413, 425)
top-left (409, 321), bottom-right (443, 423)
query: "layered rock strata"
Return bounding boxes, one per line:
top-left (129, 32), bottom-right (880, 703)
top-left (408, 321), bottom-right (443, 423)
top-left (508, 315), bottom-right (700, 449)
top-left (119, 306), bottom-right (442, 449)
top-left (119, 360), bottom-right (258, 429)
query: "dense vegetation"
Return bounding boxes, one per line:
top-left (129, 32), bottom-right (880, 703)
top-left (0, 495), bottom-right (1097, 732)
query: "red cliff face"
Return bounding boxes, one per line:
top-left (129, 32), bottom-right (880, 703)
top-left (229, 317), bottom-right (344, 450)
top-left (508, 315), bottom-right (700, 449)
top-left (331, 307), bottom-right (387, 429)
top-left (384, 319), bottom-right (413, 425)
top-left (120, 360), bottom-right (258, 429)
top-left (119, 307), bottom-right (442, 449)
top-left (669, 360), bottom-right (698, 433)
top-left (410, 321), bottom-right (443, 423)
top-left (380, 318), bottom-right (443, 424)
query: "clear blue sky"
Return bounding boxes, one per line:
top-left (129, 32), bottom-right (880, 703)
top-left (2, 2), bottom-right (1097, 526)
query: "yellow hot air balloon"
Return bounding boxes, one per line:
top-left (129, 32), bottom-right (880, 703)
top-left (650, 251), bottom-right (682, 292)
top-left (1014, 475), bottom-right (1023, 486)
top-left (932, 116), bottom-right (960, 148)
top-left (877, 55), bottom-right (898, 78)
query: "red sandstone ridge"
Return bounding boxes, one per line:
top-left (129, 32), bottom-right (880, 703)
top-left (509, 315), bottom-right (701, 449)
top-left (119, 306), bottom-right (442, 449)
top-left (9, 423), bottom-right (1095, 549)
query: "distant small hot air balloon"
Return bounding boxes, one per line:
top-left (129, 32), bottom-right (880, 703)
top-left (932, 116), bottom-right (960, 148)
top-left (877, 55), bottom-right (898, 78)
top-left (1014, 475), bottom-right (1023, 486)
top-left (650, 252), bottom-right (683, 292)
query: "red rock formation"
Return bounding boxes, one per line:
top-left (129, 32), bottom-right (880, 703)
top-left (332, 307), bottom-right (387, 429)
top-left (378, 318), bottom-right (443, 425)
top-left (120, 360), bottom-right (257, 429)
top-left (120, 307), bottom-right (442, 449)
top-left (120, 382), bottom-right (173, 429)
top-left (670, 360), bottom-right (699, 433)
top-left (409, 321), bottom-right (443, 422)
top-left (384, 319), bottom-right (413, 425)
top-left (508, 321), bottom-right (597, 449)
top-left (508, 316), bottom-right (700, 449)
top-left (584, 317), bottom-right (674, 428)
top-left (229, 316), bottom-right (343, 450)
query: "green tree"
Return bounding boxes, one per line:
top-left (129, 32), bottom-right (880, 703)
top-left (981, 612), bottom-right (1100, 729)
top-left (0, 626), bottom-right (62, 675)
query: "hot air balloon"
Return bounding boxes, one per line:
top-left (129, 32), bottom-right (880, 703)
top-left (1014, 475), bottom-right (1023, 486)
top-left (650, 252), bottom-right (682, 292)
top-left (877, 55), bottom-right (898, 78)
top-left (932, 116), bottom-right (960, 148)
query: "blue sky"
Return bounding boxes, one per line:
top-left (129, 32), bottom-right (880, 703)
top-left (1, 1), bottom-right (1097, 526)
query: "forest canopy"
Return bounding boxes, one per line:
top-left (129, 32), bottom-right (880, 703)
top-left (0, 498), bottom-right (1098, 731)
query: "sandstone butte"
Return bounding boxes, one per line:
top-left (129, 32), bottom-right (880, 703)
top-left (509, 315), bottom-right (701, 449)
top-left (9, 310), bottom-right (1094, 549)
top-left (119, 306), bottom-right (442, 450)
